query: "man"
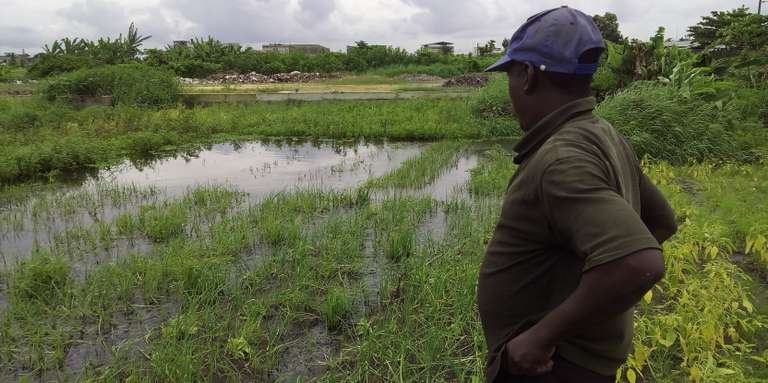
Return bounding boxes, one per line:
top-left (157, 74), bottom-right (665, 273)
top-left (477, 6), bottom-right (678, 383)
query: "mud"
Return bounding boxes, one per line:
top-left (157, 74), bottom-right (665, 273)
top-left (62, 299), bottom-right (181, 380)
top-left (272, 321), bottom-right (337, 382)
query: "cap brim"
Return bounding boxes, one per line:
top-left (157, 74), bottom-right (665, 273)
top-left (484, 55), bottom-right (513, 72)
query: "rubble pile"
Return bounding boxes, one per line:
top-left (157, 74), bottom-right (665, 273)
top-left (181, 71), bottom-right (342, 85)
top-left (443, 74), bottom-right (490, 87)
top-left (396, 73), bottom-right (443, 82)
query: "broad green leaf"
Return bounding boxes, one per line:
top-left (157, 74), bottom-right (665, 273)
top-left (627, 368), bottom-right (637, 383)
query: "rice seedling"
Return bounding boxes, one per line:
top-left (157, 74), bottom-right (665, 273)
top-left (365, 141), bottom-right (465, 190)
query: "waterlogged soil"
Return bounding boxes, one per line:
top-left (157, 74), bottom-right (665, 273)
top-left (272, 321), bottom-right (337, 382)
top-left (63, 299), bottom-right (181, 380)
top-left (0, 138), bottom-right (512, 381)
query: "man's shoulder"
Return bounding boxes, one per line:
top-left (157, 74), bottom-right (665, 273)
top-left (530, 116), bottom-right (609, 168)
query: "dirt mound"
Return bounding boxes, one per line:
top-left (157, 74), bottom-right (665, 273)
top-left (182, 71), bottom-right (342, 85)
top-left (396, 73), bottom-right (443, 82)
top-left (443, 74), bottom-right (490, 87)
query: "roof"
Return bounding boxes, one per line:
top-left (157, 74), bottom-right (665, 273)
top-left (664, 40), bottom-right (697, 49)
top-left (423, 41), bottom-right (454, 46)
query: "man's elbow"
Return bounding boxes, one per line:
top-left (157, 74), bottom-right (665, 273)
top-left (626, 248), bottom-right (666, 289)
top-left (650, 215), bottom-right (678, 244)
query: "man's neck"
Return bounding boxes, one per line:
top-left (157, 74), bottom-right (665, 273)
top-left (519, 94), bottom-right (588, 132)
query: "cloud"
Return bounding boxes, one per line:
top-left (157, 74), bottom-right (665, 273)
top-left (297, 0), bottom-right (337, 26)
top-left (0, 26), bottom-right (44, 50)
top-left (0, 0), bottom-right (755, 54)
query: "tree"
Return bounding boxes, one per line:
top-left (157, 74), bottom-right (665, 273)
top-left (502, 38), bottom-right (511, 50)
top-left (593, 12), bottom-right (624, 43)
top-left (715, 14), bottom-right (768, 51)
top-left (687, 7), bottom-right (751, 49)
top-left (477, 40), bottom-right (497, 56)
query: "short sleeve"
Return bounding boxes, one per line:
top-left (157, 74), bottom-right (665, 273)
top-left (540, 156), bottom-right (661, 271)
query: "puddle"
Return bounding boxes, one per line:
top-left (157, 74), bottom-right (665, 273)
top-left (272, 321), bottom-right (336, 382)
top-left (63, 299), bottom-right (180, 379)
top-left (101, 140), bottom-right (424, 199)
top-left (422, 154), bottom-right (478, 201)
top-left (417, 207), bottom-right (448, 245)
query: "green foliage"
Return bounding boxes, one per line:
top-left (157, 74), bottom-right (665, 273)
top-left (145, 36), bottom-right (496, 78)
top-left (468, 146), bottom-right (516, 196)
top-left (688, 7), bottom-right (752, 50)
top-left (715, 14), bottom-right (768, 51)
top-left (596, 81), bottom-right (765, 163)
top-left (9, 250), bottom-right (71, 306)
top-left (28, 54), bottom-right (95, 79)
top-left (468, 75), bottom-right (520, 136)
top-left (319, 287), bottom-right (353, 331)
top-left (470, 74), bottom-right (513, 118)
top-left (593, 12), bottom-right (624, 43)
top-left (40, 64), bottom-right (180, 107)
top-left (29, 23), bottom-right (149, 78)
top-left (476, 40), bottom-right (498, 57)
top-left (138, 202), bottom-right (188, 242)
top-left (0, 67), bottom-right (28, 82)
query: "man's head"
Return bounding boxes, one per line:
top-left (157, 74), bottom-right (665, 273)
top-left (486, 6), bottom-right (605, 130)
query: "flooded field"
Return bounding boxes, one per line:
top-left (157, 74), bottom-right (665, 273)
top-left (1, 137), bottom-right (767, 382)
top-left (0, 139), bottom-right (514, 382)
top-left (0, 140), bottom-right (498, 264)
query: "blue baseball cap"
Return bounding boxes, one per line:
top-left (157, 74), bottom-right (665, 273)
top-left (485, 6), bottom-right (605, 74)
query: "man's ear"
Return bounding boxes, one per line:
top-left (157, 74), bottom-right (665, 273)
top-left (522, 62), bottom-right (537, 95)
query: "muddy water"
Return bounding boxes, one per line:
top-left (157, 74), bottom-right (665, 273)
top-left (102, 140), bottom-right (425, 199)
top-left (0, 141), bottom-right (424, 265)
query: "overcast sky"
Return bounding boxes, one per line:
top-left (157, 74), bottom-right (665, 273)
top-left (0, 0), bottom-right (759, 54)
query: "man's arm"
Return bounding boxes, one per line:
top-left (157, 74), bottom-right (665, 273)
top-left (639, 172), bottom-right (678, 244)
top-left (503, 248), bottom-right (664, 375)
top-left (503, 157), bottom-right (670, 376)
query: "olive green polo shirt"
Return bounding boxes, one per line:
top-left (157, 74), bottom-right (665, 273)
top-left (478, 97), bottom-right (663, 381)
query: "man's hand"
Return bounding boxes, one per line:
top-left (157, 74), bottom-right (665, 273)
top-left (502, 329), bottom-right (555, 376)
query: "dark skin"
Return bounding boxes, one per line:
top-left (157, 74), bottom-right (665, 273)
top-left (501, 61), bottom-right (678, 376)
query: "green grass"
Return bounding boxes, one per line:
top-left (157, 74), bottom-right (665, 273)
top-left (0, 96), bottom-right (517, 184)
top-left (468, 145), bottom-right (517, 196)
top-left (365, 141), bottom-right (465, 190)
top-left (0, 152), bottom-right (767, 381)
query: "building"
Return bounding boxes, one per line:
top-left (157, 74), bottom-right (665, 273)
top-left (172, 40), bottom-right (190, 48)
top-left (421, 41), bottom-right (454, 55)
top-left (0, 51), bottom-right (32, 66)
top-left (262, 44), bottom-right (330, 55)
top-left (663, 39), bottom-right (699, 50)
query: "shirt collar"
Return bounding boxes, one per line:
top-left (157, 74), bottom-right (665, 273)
top-left (513, 97), bottom-right (597, 164)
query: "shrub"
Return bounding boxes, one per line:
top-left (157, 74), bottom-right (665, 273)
top-left (596, 82), bottom-right (739, 163)
top-left (169, 59), bottom-right (222, 78)
top-left (40, 64), bottom-right (180, 107)
top-left (470, 74), bottom-right (513, 118)
top-left (27, 54), bottom-right (95, 78)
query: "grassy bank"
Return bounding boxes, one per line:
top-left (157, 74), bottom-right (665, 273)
top-left (0, 96), bottom-right (519, 185)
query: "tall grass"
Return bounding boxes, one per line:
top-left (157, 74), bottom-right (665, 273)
top-left (597, 82), bottom-right (768, 164)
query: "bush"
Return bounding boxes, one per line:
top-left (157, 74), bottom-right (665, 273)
top-left (170, 59), bottom-right (222, 78)
top-left (596, 82), bottom-right (741, 163)
top-left (27, 54), bottom-right (95, 78)
top-left (40, 64), bottom-right (180, 107)
top-left (470, 74), bottom-right (512, 118)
